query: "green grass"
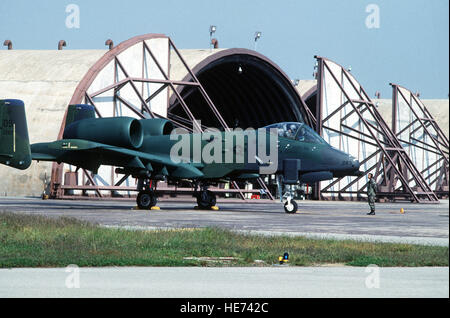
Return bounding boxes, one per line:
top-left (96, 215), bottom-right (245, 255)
top-left (0, 212), bottom-right (448, 268)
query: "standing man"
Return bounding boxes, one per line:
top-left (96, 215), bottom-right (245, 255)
top-left (367, 173), bottom-right (377, 215)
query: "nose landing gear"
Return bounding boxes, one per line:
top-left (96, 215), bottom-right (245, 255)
top-left (277, 175), bottom-right (298, 214)
top-left (282, 186), bottom-right (298, 214)
top-left (283, 197), bottom-right (298, 214)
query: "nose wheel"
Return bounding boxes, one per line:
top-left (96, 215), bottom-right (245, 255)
top-left (278, 177), bottom-right (298, 214)
top-left (137, 190), bottom-right (157, 210)
top-left (284, 199), bottom-right (298, 214)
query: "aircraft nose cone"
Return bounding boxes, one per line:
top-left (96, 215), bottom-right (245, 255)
top-left (351, 159), bottom-right (364, 176)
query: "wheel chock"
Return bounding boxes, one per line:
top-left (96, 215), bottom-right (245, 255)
top-left (151, 206), bottom-right (160, 210)
top-left (194, 206), bottom-right (219, 210)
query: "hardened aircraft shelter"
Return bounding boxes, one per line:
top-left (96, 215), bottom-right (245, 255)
top-left (48, 34), bottom-right (311, 199)
top-left (390, 84), bottom-right (449, 198)
top-left (305, 57), bottom-right (438, 203)
top-left (0, 33), bottom-right (448, 202)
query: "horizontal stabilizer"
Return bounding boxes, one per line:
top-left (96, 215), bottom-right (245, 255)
top-left (30, 153), bottom-right (58, 161)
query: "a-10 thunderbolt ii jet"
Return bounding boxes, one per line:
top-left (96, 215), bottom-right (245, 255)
top-left (0, 99), bottom-right (362, 213)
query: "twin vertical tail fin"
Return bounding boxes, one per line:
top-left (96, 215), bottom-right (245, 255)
top-left (0, 99), bottom-right (32, 170)
top-left (64, 104), bottom-right (96, 130)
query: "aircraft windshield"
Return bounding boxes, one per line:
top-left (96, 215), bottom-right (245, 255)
top-left (264, 122), bottom-right (327, 144)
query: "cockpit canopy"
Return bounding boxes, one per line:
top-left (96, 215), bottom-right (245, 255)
top-left (264, 122), bottom-right (328, 145)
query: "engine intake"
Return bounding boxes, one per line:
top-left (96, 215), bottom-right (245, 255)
top-left (63, 117), bottom-right (144, 149)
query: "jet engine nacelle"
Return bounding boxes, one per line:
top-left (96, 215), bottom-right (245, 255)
top-left (139, 118), bottom-right (174, 136)
top-left (63, 117), bottom-right (144, 149)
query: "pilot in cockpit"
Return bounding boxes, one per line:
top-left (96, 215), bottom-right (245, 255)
top-left (265, 122), bottom-right (327, 144)
top-left (296, 126), bottom-right (306, 141)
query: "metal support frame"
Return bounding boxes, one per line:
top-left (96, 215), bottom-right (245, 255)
top-left (391, 83), bottom-right (449, 198)
top-left (313, 56), bottom-right (438, 203)
top-left (50, 34), bottom-right (273, 200)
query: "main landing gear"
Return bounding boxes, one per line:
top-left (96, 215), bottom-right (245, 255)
top-left (194, 183), bottom-right (217, 210)
top-left (137, 190), bottom-right (157, 210)
top-left (136, 179), bottom-right (158, 210)
top-left (196, 190), bottom-right (217, 209)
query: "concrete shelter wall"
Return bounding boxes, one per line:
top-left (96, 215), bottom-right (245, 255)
top-left (0, 50), bottom-right (106, 196)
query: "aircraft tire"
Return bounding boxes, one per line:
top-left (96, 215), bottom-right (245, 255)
top-left (197, 190), bottom-right (216, 209)
top-left (137, 191), bottom-right (157, 210)
top-left (284, 200), bottom-right (298, 214)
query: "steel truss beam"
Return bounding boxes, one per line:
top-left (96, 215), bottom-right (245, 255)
top-left (313, 56), bottom-right (438, 203)
top-left (391, 83), bottom-right (449, 198)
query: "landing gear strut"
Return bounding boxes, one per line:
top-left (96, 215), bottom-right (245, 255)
top-left (136, 179), bottom-right (157, 210)
top-left (277, 175), bottom-right (298, 214)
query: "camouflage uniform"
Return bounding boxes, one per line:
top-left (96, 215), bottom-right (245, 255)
top-left (367, 178), bottom-right (377, 214)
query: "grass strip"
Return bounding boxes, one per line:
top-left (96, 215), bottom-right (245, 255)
top-left (0, 212), bottom-right (447, 268)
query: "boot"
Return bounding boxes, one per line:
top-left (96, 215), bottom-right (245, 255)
top-left (367, 211), bottom-right (375, 215)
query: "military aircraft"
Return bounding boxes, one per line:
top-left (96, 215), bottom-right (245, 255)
top-left (0, 99), bottom-right (362, 213)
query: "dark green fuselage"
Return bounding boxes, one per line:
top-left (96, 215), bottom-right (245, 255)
top-left (31, 130), bottom-right (360, 182)
top-left (1, 101), bottom-right (361, 184)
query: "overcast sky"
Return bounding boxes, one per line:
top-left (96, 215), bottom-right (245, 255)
top-left (1, 0), bottom-right (448, 98)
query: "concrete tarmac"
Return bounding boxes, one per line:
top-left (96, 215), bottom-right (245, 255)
top-left (0, 267), bottom-right (447, 298)
top-left (0, 197), bottom-right (448, 245)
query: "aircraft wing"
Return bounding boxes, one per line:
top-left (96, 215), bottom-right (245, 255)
top-left (31, 152), bottom-right (58, 161)
top-left (33, 139), bottom-right (205, 179)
